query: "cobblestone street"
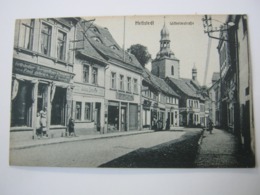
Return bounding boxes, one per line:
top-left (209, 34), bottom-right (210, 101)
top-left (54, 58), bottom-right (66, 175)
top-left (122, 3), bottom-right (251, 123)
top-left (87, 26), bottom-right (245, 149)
top-left (195, 128), bottom-right (254, 168)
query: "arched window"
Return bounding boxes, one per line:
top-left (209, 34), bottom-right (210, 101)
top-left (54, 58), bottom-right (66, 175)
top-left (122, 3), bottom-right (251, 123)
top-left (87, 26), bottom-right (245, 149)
top-left (171, 66), bottom-right (174, 75)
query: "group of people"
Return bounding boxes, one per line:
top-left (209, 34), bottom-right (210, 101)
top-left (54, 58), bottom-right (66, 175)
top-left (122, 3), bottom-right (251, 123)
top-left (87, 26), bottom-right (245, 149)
top-left (35, 107), bottom-right (75, 138)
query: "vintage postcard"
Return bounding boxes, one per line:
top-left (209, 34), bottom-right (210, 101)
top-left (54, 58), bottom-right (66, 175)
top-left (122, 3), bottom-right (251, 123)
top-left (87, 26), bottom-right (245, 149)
top-left (9, 15), bottom-right (255, 168)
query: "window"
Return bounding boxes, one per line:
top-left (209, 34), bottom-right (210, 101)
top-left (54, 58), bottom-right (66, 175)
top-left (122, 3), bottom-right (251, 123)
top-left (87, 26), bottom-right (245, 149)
top-left (171, 66), bottom-right (174, 75)
top-left (127, 77), bottom-right (131, 92)
top-left (119, 75), bottom-right (124, 90)
top-left (41, 23), bottom-right (52, 56)
top-left (76, 102), bottom-right (82, 120)
top-left (57, 30), bottom-right (66, 60)
top-left (20, 19), bottom-right (34, 50)
top-left (93, 37), bottom-right (102, 43)
top-left (133, 78), bottom-right (138, 94)
top-left (83, 65), bottom-right (89, 83)
top-left (92, 67), bottom-right (98, 85)
top-left (84, 102), bottom-right (92, 121)
top-left (111, 72), bottom-right (116, 89)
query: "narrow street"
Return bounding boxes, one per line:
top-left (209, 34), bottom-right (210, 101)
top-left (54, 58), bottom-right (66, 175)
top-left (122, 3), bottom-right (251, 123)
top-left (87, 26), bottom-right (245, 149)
top-left (195, 128), bottom-right (254, 168)
top-left (10, 128), bottom-right (202, 168)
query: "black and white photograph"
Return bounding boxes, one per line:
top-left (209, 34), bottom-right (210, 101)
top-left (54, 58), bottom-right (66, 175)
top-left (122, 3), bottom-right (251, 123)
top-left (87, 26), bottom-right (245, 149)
top-left (9, 14), bottom-right (255, 168)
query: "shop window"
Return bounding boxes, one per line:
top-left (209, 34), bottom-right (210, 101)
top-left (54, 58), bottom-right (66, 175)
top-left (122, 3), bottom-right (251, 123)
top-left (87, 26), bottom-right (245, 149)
top-left (119, 75), bottom-right (124, 90)
top-left (20, 19), bottom-right (34, 50)
top-left (133, 78), bottom-right (138, 94)
top-left (57, 30), bottom-right (66, 61)
top-left (111, 72), bottom-right (116, 89)
top-left (108, 104), bottom-right (119, 131)
top-left (51, 87), bottom-right (66, 125)
top-left (37, 83), bottom-right (48, 114)
top-left (11, 81), bottom-right (33, 127)
top-left (84, 102), bottom-right (92, 121)
top-left (92, 67), bottom-right (98, 85)
top-left (41, 23), bottom-right (52, 56)
top-left (83, 65), bottom-right (89, 83)
top-left (76, 102), bottom-right (82, 121)
top-left (127, 77), bottom-right (131, 92)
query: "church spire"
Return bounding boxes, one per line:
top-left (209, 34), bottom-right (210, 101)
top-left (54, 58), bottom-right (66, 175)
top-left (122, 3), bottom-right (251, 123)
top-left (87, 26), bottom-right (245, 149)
top-left (156, 16), bottom-right (175, 59)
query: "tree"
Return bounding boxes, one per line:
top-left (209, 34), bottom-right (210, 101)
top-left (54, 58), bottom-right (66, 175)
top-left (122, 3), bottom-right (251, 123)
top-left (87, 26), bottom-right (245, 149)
top-left (127, 44), bottom-right (151, 67)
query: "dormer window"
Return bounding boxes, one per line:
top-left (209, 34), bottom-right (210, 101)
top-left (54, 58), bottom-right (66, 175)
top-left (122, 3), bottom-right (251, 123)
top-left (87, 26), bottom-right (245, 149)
top-left (93, 37), bottom-right (102, 43)
top-left (91, 27), bottom-right (100, 34)
top-left (110, 45), bottom-right (119, 50)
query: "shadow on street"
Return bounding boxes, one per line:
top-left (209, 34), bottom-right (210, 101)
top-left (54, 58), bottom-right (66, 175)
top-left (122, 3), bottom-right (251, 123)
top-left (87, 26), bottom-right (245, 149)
top-left (99, 130), bottom-right (202, 168)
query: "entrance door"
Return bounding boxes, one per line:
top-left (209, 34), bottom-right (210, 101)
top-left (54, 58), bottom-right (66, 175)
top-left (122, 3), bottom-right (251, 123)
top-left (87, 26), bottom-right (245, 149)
top-left (121, 107), bottom-right (127, 131)
top-left (95, 103), bottom-right (101, 131)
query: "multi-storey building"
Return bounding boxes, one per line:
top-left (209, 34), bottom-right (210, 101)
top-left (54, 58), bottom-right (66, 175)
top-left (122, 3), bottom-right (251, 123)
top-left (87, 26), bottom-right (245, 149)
top-left (141, 68), bottom-right (179, 130)
top-left (218, 15), bottom-right (254, 155)
top-left (78, 20), bottom-right (143, 133)
top-left (11, 17), bottom-right (79, 139)
top-left (70, 19), bottom-right (108, 134)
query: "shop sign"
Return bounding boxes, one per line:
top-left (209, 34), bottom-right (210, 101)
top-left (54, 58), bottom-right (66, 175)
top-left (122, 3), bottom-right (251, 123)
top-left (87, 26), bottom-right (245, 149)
top-left (13, 59), bottom-right (74, 83)
top-left (116, 92), bottom-right (134, 101)
top-left (153, 102), bottom-right (158, 108)
top-left (143, 99), bottom-right (151, 109)
top-left (73, 83), bottom-right (105, 96)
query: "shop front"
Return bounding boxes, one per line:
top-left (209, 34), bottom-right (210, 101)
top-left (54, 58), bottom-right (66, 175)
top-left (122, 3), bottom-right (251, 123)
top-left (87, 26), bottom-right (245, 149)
top-left (107, 100), bottom-right (139, 132)
top-left (11, 59), bottom-right (74, 139)
top-left (72, 82), bottom-right (105, 134)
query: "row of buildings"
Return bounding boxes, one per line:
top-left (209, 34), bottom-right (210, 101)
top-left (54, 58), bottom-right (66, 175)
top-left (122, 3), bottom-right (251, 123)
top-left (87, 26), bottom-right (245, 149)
top-left (207, 15), bottom-right (254, 156)
top-left (11, 17), bottom-right (209, 140)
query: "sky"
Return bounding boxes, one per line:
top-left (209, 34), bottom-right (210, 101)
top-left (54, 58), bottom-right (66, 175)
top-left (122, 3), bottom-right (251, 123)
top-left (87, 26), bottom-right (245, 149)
top-left (84, 15), bottom-right (227, 86)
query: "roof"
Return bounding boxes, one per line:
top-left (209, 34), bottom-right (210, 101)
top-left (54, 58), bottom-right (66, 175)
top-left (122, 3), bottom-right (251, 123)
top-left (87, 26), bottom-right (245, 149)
top-left (142, 68), bottom-right (179, 98)
top-left (167, 77), bottom-right (204, 100)
top-left (77, 20), bottom-right (143, 71)
top-left (75, 23), bottom-right (107, 64)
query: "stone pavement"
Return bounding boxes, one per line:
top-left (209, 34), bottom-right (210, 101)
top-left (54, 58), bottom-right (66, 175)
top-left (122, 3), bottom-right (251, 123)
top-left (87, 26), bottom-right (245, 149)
top-left (195, 128), bottom-right (253, 168)
top-left (10, 130), bottom-right (155, 150)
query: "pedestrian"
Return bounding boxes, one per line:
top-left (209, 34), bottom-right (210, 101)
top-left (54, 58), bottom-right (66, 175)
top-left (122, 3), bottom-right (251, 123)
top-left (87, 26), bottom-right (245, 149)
top-left (208, 119), bottom-right (213, 134)
top-left (36, 112), bottom-right (42, 138)
top-left (166, 118), bottom-right (170, 130)
top-left (40, 107), bottom-right (48, 137)
top-left (68, 117), bottom-right (75, 136)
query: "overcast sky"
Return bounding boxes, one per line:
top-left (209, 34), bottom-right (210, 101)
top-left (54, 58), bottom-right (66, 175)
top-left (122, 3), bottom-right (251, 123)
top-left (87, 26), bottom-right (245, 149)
top-left (85, 15), bottom-right (227, 86)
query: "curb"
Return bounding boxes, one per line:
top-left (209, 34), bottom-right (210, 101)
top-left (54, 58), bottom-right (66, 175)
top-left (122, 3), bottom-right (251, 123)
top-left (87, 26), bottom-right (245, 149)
top-left (10, 130), bottom-right (155, 150)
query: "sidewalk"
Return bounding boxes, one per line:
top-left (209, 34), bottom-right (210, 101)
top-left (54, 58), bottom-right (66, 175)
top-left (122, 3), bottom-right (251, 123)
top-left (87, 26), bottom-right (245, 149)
top-left (10, 130), bottom-right (154, 150)
top-left (195, 128), bottom-right (253, 168)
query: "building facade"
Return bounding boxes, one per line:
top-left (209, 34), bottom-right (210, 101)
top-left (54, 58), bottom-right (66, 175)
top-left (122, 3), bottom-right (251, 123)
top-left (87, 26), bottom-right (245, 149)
top-left (77, 20), bottom-right (143, 133)
top-left (70, 20), bottom-right (108, 134)
top-left (11, 18), bottom-right (78, 139)
top-left (142, 68), bottom-right (179, 130)
top-left (208, 72), bottom-right (221, 127)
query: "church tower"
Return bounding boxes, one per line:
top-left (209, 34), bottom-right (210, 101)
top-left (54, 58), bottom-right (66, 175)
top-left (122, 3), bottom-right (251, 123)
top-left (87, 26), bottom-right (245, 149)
top-left (151, 19), bottom-right (180, 79)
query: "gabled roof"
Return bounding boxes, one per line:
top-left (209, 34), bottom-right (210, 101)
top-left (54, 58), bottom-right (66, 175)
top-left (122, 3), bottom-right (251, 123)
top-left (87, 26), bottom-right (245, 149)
top-left (75, 22), bottom-right (108, 64)
top-left (167, 77), bottom-right (204, 100)
top-left (142, 68), bottom-right (179, 98)
top-left (77, 20), bottom-right (143, 71)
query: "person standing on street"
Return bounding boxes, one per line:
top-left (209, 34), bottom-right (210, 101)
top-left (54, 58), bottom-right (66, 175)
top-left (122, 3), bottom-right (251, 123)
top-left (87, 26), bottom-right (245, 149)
top-left (40, 107), bottom-right (48, 137)
top-left (36, 112), bottom-right (42, 139)
top-left (68, 117), bottom-right (75, 136)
